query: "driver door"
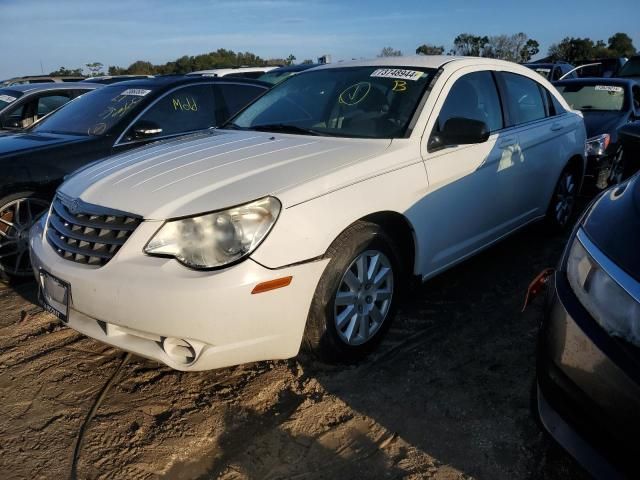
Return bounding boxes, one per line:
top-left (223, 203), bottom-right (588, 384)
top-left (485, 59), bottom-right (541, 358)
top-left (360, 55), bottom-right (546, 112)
top-left (417, 68), bottom-right (519, 275)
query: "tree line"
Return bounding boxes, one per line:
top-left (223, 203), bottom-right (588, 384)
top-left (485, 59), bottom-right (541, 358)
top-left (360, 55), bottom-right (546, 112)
top-left (386, 31), bottom-right (636, 64)
top-left (50, 32), bottom-right (636, 77)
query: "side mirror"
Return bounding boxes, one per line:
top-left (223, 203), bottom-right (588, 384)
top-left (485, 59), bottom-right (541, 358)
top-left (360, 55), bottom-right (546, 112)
top-left (131, 120), bottom-right (162, 140)
top-left (429, 117), bottom-right (490, 151)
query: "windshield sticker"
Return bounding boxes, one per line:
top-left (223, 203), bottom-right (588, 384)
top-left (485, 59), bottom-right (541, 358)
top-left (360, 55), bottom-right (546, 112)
top-left (594, 85), bottom-right (623, 93)
top-left (120, 88), bottom-right (152, 97)
top-left (371, 68), bottom-right (424, 81)
top-left (0, 94), bottom-right (17, 103)
top-left (172, 96), bottom-right (198, 111)
top-left (339, 82), bottom-right (371, 106)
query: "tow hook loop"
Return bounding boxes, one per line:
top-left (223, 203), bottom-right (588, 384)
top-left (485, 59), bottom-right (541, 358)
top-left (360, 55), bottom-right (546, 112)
top-left (521, 268), bottom-right (554, 312)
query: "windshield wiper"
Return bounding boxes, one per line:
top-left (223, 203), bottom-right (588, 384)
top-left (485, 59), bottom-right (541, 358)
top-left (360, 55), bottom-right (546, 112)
top-left (221, 122), bottom-right (246, 130)
top-left (250, 123), bottom-right (320, 136)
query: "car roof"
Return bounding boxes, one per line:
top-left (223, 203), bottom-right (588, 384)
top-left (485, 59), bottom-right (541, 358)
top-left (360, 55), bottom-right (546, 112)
top-left (97, 75), bottom-right (271, 91)
top-left (189, 66), bottom-right (277, 76)
top-left (553, 77), bottom-right (636, 87)
top-left (0, 82), bottom-right (101, 93)
top-left (267, 64), bottom-right (321, 73)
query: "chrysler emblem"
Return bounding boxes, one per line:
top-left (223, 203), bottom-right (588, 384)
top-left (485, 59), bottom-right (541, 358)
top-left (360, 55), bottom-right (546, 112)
top-left (68, 199), bottom-right (80, 214)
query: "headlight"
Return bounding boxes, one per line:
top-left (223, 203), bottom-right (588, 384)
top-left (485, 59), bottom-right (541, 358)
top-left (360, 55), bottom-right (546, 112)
top-left (566, 231), bottom-right (640, 346)
top-left (584, 133), bottom-right (610, 157)
top-left (144, 197), bottom-right (281, 269)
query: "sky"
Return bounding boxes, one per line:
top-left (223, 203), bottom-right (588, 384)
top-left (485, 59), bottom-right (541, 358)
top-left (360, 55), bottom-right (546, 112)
top-left (1, 0), bottom-right (639, 78)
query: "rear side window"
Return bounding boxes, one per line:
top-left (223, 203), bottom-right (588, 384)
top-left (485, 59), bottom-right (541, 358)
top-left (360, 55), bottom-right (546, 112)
top-left (501, 73), bottom-right (546, 125)
top-left (217, 84), bottom-right (266, 118)
top-left (138, 84), bottom-right (217, 136)
top-left (37, 94), bottom-right (71, 116)
top-left (435, 71), bottom-right (504, 133)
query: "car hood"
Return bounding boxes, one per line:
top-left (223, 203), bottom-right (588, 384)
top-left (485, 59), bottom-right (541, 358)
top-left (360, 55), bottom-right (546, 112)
top-left (582, 174), bottom-right (640, 282)
top-left (0, 131), bottom-right (90, 157)
top-left (582, 111), bottom-right (629, 140)
top-left (60, 130), bottom-right (392, 219)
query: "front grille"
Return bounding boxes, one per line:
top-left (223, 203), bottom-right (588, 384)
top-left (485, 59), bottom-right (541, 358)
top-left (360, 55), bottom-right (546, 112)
top-left (46, 195), bottom-right (141, 266)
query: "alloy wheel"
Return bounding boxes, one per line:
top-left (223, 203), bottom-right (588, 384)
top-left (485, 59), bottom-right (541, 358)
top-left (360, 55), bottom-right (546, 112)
top-left (333, 249), bottom-right (394, 346)
top-left (0, 197), bottom-right (49, 277)
top-left (553, 171), bottom-right (576, 227)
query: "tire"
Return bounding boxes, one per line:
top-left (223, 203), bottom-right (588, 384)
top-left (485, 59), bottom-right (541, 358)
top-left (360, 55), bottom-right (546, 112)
top-left (545, 166), bottom-right (579, 232)
top-left (0, 192), bottom-right (50, 282)
top-left (303, 221), bottom-right (404, 363)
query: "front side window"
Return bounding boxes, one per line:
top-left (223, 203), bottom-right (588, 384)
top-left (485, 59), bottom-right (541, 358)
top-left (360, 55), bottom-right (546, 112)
top-left (501, 73), bottom-right (546, 125)
top-left (135, 84), bottom-right (217, 137)
top-left (230, 66), bottom-right (436, 138)
top-left (434, 71), bottom-right (503, 134)
top-left (556, 84), bottom-right (627, 112)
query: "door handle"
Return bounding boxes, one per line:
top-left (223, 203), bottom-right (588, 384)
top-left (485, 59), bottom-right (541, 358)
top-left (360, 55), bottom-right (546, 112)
top-left (550, 122), bottom-right (563, 131)
top-left (498, 137), bottom-right (517, 148)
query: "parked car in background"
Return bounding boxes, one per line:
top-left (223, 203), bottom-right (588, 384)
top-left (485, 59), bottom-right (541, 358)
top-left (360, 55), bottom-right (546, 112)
top-left (554, 78), bottom-right (640, 188)
top-left (537, 169), bottom-right (640, 479)
top-left (0, 75), bottom-right (269, 280)
top-left (575, 58), bottom-right (628, 78)
top-left (82, 75), bottom-right (155, 84)
top-left (616, 55), bottom-right (640, 81)
top-left (0, 75), bottom-right (85, 87)
top-left (0, 83), bottom-right (100, 131)
top-left (30, 56), bottom-right (585, 371)
top-left (523, 61), bottom-right (577, 81)
top-left (188, 66), bottom-right (278, 79)
top-left (258, 64), bottom-right (321, 84)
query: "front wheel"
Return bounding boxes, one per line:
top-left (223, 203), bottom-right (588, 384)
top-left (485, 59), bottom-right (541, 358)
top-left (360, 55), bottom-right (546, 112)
top-left (302, 221), bottom-right (403, 363)
top-left (0, 192), bottom-right (50, 282)
top-left (545, 167), bottom-right (578, 231)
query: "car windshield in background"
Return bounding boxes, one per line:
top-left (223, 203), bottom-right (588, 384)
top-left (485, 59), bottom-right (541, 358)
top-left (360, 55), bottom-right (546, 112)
top-left (0, 90), bottom-right (22, 110)
top-left (32, 86), bottom-right (155, 136)
top-left (617, 57), bottom-right (640, 77)
top-left (258, 71), bottom-right (297, 85)
top-left (230, 66), bottom-right (436, 139)
top-left (532, 68), bottom-right (551, 79)
top-left (556, 84), bottom-right (626, 111)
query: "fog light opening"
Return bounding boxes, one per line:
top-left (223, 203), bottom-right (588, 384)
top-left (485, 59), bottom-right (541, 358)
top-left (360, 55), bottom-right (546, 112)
top-left (161, 337), bottom-right (197, 365)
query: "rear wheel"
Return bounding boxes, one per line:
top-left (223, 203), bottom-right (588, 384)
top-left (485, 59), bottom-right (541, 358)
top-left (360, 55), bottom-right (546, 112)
top-left (0, 192), bottom-right (49, 282)
top-left (303, 221), bottom-right (403, 363)
top-left (545, 166), bottom-right (578, 231)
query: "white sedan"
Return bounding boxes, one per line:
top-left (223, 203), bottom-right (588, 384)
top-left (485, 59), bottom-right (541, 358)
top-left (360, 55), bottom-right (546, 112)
top-left (30, 56), bottom-right (586, 370)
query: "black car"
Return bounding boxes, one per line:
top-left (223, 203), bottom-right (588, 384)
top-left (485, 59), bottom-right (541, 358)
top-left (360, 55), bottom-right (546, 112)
top-left (0, 75), bottom-right (269, 280)
top-left (616, 55), bottom-right (640, 82)
top-left (554, 78), bottom-right (640, 189)
top-left (523, 61), bottom-right (577, 81)
top-left (0, 82), bottom-right (99, 131)
top-left (537, 138), bottom-right (640, 478)
top-left (576, 58), bottom-right (628, 78)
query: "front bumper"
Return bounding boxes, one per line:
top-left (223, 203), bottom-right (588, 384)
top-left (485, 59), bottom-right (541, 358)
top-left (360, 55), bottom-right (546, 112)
top-left (30, 217), bottom-right (328, 371)
top-left (537, 272), bottom-right (640, 478)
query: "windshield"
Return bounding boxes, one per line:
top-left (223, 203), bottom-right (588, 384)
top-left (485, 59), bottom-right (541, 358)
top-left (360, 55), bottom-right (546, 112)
top-left (33, 85), bottom-right (154, 135)
top-left (556, 84), bottom-right (626, 111)
top-left (618, 57), bottom-right (640, 78)
top-left (0, 89), bottom-right (22, 110)
top-left (258, 70), bottom-right (298, 85)
top-left (526, 66), bottom-right (551, 79)
top-left (230, 66), bottom-right (436, 138)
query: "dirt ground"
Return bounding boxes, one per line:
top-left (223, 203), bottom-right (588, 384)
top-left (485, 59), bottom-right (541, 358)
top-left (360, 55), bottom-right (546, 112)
top-left (0, 222), bottom-right (591, 480)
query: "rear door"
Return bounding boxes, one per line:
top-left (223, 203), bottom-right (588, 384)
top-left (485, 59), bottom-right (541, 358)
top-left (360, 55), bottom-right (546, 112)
top-left (496, 71), bottom-right (570, 217)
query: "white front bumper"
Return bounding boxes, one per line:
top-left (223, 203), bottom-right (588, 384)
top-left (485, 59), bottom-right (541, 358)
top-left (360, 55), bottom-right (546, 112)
top-left (29, 218), bottom-right (328, 371)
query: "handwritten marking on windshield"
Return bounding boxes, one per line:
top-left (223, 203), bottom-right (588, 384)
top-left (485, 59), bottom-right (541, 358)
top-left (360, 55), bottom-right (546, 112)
top-left (172, 96), bottom-right (198, 111)
top-left (339, 82), bottom-right (371, 106)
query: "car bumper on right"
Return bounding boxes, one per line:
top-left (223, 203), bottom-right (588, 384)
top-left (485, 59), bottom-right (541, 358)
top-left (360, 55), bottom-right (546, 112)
top-left (537, 269), bottom-right (640, 479)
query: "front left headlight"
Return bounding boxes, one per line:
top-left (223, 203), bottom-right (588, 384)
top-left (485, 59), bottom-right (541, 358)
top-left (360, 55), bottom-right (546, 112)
top-left (584, 133), bottom-right (610, 157)
top-left (566, 230), bottom-right (640, 346)
top-left (144, 196), bottom-right (281, 269)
